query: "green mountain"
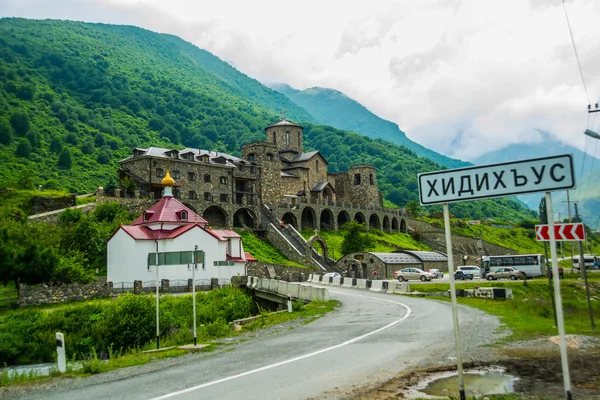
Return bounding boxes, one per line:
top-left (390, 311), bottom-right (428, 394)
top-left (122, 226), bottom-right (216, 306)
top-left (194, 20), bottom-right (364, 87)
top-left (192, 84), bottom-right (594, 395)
top-left (0, 18), bottom-right (535, 222)
top-left (270, 84), bottom-right (470, 169)
top-left (472, 130), bottom-right (600, 228)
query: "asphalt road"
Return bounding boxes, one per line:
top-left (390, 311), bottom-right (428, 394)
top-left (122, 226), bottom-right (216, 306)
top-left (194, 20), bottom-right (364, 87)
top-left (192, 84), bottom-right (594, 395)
top-left (18, 286), bottom-right (503, 400)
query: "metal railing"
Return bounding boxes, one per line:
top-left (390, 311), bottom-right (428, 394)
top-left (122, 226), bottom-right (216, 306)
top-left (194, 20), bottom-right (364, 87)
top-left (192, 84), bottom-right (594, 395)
top-left (142, 281), bottom-right (157, 293)
top-left (170, 279), bottom-right (188, 293)
top-left (112, 282), bottom-right (134, 294)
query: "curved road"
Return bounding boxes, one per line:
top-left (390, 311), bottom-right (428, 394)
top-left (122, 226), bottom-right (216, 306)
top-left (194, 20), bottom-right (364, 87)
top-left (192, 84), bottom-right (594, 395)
top-left (20, 286), bottom-right (503, 400)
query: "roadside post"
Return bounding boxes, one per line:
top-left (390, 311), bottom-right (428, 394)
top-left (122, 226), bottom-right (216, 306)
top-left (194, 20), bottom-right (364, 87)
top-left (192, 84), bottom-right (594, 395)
top-left (56, 332), bottom-right (66, 373)
top-left (538, 197), bottom-right (557, 327)
top-left (148, 248), bottom-right (204, 349)
top-left (287, 294), bottom-right (292, 313)
top-left (419, 154), bottom-right (575, 400)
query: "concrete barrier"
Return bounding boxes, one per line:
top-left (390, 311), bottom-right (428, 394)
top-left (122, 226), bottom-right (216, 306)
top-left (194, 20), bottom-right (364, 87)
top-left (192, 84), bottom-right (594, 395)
top-left (277, 281), bottom-right (289, 296)
top-left (468, 287), bottom-right (513, 299)
top-left (356, 279), bottom-right (367, 289)
top-left (269, 279), bottom-right (280, 292)
top-left (256, 278), bottom-right (266, 290)
top-left (369, 280), bottom-right (384, 292)
top-left (342, 278), bottom-right (353, 288)
top-left (332, 277), bottom-right (342, 286)
top-left (310, 286), bottom-right (329, 302)
top-left (287, 282), bottom-right (300, 299)
top-left (299, 284), bottom-right (312, 301)
top-left (387, 281), bottom-right (410, 293)
top-left (311, 275), bottom-right (321, 284)
top-left (307, 274), bottom-right (313, 282)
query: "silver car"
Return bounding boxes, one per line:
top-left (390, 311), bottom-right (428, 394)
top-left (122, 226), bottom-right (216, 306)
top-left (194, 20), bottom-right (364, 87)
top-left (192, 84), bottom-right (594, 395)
top-left (485, 267), bottom-right (523, 281)
top-left (394, 268), bottom-right (432, 282)
top-left (427, 269), bottom-right (443, 279)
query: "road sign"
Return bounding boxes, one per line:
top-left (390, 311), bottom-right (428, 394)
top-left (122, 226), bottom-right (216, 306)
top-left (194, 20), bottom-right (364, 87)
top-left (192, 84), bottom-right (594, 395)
top-left (535, 223), bottom-right (586, 242)
top-left (418, 154), bottom-right (575, 205)
top-left (147, 250), bottom-right (204, 267)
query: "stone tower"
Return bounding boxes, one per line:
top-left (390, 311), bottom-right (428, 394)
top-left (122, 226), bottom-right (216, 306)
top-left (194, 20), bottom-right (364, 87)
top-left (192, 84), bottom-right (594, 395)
top-left (242, 141), bottom-right (281, 206)
top-left (264, 119), bottom-right (303, 159)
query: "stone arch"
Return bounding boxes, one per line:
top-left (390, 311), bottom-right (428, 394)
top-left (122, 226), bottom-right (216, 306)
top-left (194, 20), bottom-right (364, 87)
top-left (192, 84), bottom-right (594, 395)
top-left (344, 259), bottom-right (363, 278)
top-left (392, 217), bottom-right (399, 231)
top-left (182, 202), bottom-right (198, 213)
top-left (383, 216), bottom-right (391, 232)
top-left (203, 205), bottom-right (227, 228)
top-left (301, 207), bottom-right (317, 230)
top-left (306, 234), bottom-right (329, 260)
top-left (400, 218), bottom-right (407, 233)
top-left (354, 212), bottom-right (366, 225)
top-left (369, 214), bottom-right (381, 230)
top-left (320, 209), bottom-right (335, 230)
top-left (232, 208), bottom-right (255, 228)
top-left (337, 210), bottom-right (350, 229)
top-left (282, 212), bottom-right (298, 229)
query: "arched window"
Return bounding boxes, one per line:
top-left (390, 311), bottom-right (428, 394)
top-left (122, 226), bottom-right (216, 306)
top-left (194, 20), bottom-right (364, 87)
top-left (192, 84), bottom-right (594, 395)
top-left (180, 211), bottom-right (188, 220)
top-left (369, 173), bottom-right (374, 185)
top-left (286, 131), bottom-right (290, 146)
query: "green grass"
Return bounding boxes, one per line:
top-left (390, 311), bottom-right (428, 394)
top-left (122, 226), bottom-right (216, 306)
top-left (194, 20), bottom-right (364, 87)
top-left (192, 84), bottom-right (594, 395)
top-left (0, 189), bottom-right (73, 220)
top-left (407, 278), bottom-right (600, 340)
top-left (0, 282), bottom-right (18, 312)
top-left (0, 299), bottom-right (338, 387)
top-left (237, 230), bottom-right (305, 267)
top-left (303, 229), bottom-right (430, 260)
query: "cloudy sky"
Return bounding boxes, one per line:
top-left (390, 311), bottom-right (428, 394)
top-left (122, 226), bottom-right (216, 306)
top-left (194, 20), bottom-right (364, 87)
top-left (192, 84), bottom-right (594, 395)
top-left (2, 0), bottom-right (600, 162)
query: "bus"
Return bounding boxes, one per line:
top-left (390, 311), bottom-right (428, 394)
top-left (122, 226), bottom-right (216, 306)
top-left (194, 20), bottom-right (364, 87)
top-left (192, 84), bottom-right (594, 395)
top-left (573, 255), bottom-right (598, 270)
top-left (479, 254), bottom-right (546, 279)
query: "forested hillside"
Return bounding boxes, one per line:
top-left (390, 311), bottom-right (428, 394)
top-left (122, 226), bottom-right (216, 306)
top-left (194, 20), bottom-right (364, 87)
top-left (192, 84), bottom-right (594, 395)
top-left (271, 84), bottom-right (470, 169)
top-left (0, 18), bottom-right (535, 221)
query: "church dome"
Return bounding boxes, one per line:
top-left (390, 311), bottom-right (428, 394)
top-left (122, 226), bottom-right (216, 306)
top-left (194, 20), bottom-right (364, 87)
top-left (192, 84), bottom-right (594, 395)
top-left (162, 170), bottom-right (175, 186)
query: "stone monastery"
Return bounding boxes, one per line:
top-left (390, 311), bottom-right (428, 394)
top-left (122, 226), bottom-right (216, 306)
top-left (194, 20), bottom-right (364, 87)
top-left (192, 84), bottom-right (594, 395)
top-left (119, 119), bottom-right (407, 234)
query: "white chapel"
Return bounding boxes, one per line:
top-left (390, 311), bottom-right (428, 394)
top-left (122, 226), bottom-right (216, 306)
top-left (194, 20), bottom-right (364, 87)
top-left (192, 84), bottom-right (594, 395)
top-left (107, 171), bottom-right (250, 283)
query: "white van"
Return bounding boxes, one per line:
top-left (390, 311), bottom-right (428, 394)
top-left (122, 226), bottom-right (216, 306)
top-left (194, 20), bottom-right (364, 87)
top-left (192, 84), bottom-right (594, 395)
top-left (573, 255), bottom-right (596, 270)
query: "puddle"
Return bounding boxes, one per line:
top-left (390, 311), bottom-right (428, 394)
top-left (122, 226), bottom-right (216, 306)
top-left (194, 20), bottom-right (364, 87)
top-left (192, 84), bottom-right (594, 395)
top-left (409, 368), bottom-right (518, 399)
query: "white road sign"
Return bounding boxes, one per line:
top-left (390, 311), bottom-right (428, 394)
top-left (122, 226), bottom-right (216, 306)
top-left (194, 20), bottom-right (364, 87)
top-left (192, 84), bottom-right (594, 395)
top-left (418, 154), bottom-right (575, 205)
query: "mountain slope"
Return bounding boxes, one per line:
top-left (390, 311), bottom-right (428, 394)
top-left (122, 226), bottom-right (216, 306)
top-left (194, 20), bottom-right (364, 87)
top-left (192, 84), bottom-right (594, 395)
top-left (271, 84), bottom-right (470, 169)
top-left (0, 18), bottom-right (535, 222)
top-left (473, 130), bottom-right (600, 228)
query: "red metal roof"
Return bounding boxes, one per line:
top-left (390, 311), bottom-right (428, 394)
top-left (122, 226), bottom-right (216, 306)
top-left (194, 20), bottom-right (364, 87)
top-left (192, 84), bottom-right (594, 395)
top-left (244, 252), bottom-right (257, 262)
top-left (131, 196), bottom-right (208, 226)
top-left (120, 224), bottom-right (200, 240)
top-left (209, 229), bottom-right (241, 240)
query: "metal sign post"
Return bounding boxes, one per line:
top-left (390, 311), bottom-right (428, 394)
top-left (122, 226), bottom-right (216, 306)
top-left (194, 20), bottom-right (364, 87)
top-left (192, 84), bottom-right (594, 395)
top-left (155, 253), bottom-right (160, 350)
top-left (546, 192), bottom-right (572, 400)
top-left (444, 203), bottom-right (465, 400)
top-left (193, 245), bottom-right (198, 346)
top-left (418, 154), bottom-right (575, 398)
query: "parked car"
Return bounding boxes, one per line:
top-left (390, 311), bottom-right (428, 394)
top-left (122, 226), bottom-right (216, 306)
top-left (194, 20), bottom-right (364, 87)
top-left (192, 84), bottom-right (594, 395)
top-left (427, 269), bottom-right (443, 279)
top-left (394, 268), bottom-right (432, 282)
top-left (456, 265), bottom-right (480, 277)
top-left (323, 272), bottom-right (341, 279)
top-left (454, 270), bottom-right (473, 280)
top-left (485, 267), bottom-right (522, 281)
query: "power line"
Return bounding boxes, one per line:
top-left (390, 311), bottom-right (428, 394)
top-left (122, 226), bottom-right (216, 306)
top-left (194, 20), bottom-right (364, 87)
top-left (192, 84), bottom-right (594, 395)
top-left (561, 0), bottom-right (591, 106)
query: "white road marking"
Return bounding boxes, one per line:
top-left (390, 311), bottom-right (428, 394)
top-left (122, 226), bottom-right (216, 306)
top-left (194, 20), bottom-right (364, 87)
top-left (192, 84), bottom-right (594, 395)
top-left (149, 290), bottom-right (411, 400)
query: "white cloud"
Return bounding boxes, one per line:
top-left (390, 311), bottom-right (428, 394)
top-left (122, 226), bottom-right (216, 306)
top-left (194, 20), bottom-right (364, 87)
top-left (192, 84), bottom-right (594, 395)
top-left (1, 0), bottom-right (600, 161)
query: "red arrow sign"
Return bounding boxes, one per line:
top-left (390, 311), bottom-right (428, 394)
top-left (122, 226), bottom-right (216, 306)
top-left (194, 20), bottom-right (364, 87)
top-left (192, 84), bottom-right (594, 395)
top-left (535, 223), bottom-right (586, 242)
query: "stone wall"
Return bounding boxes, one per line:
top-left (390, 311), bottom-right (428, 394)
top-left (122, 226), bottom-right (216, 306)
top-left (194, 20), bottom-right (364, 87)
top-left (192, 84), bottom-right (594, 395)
top-left (30, 194), bottom-right (77, 215)
top-left (247, 262), bottom-right (312, 282)
top-left (18, 280), bottom-right (109, 307)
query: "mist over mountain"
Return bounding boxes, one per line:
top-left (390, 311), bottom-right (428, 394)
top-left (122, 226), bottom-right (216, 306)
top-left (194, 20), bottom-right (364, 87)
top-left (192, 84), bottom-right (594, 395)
top-left (270, 83), bottom-right (471, 169)
top-left (472, 130), bottom-right (600, 229)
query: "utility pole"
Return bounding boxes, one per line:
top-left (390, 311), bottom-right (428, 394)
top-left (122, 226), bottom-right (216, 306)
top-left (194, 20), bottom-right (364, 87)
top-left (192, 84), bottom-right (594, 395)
top-left (574, 202), bottom-right (595, 329)
top-left (565, 191), bottom-right (575, 272)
